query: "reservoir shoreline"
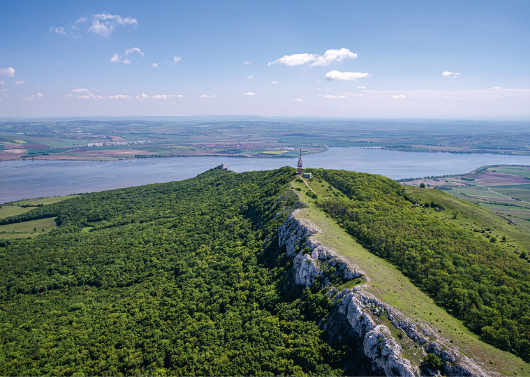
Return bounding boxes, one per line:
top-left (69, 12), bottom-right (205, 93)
top-left (3, 147), bottom-right (530, 204)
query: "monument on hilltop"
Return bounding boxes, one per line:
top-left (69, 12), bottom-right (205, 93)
top-left (297, 148), bottom-right (303, 174)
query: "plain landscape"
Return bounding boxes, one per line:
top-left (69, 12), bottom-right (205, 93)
top-left (1, 119), bottom-right (530, 161)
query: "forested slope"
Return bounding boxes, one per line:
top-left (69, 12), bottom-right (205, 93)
top-left (2, 166), bottom-right (530, 376)
top-left (0, 167), bottom-right (358, 376)
top-left (316, 169), bottom-right (530, 363)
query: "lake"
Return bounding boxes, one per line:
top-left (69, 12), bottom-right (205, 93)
top-left (2, 147), bottom-right (530, 203)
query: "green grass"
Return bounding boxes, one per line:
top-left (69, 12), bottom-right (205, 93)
top-left (491, 187), bottom-right (530, 202)
top-left (0, 217), bottom-right (57, 239)
top-left (487, 166), bottom-right (530, 178)
top-left (290, 174), bottom-right (530, 376)
top-left (407, 187), bottom-right (530, 254)
top-left (10, 195), bottom-right (77, 206)
top-left (0, 206), bottom-right (35, 220)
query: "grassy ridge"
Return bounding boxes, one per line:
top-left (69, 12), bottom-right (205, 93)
top-left (292, 173), bottom-right (530, 376)
top-left (310, 169), bottom-right (530, 365)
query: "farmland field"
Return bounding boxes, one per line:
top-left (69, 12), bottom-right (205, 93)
top-left (401, 165), bottom-right (530, 230)
top-left (0, 217), bottom-right (57, 239)
top-left (2, 119), bottom-right (530, 161)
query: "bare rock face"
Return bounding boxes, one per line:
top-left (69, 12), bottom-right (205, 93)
top-left (424, 341), bottom-right (489, 376)
top-left (278, 213), bottom-right (493, 377)
top-left (334, 288), bottom-right (419, 376)
top-left (278, 213), bottom-right (363, 287)
top-left (364, 326), bottom-right (416, 377)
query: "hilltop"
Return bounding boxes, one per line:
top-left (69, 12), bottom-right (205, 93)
top-left (0, 167), bottom-right (529, 375)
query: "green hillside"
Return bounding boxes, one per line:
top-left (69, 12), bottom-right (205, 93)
top-left (312, 169), bottom-right (530, 366)
top-left (1, 167), bottom-right (530, 375)
top-left (0, 167), bottom-right (360, 376)
top-left (293, 172), bottom-right (530, 376)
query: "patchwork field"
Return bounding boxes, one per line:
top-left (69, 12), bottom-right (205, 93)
top-left (2, 119), bottom-right (530, 161)
top-left (402, 165), bottom-right (530, 230)
top-left (0, 196), bottom-right (77, 239)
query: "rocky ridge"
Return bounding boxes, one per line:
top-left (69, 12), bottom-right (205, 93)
top-left (278, 211), bottom-right (492, 377)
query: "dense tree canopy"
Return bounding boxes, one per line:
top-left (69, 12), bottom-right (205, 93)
top-left (316, 169), bottom-right (530, 362)
top-left (0, 167), bottom-right (362, 376)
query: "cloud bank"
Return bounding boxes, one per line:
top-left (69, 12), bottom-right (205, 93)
top-left (325, 70), bottom-right (372, 81)
top-left (268, 48), bottom-right (357, 67)
top-left (0, 67), bottom-right (15, 77)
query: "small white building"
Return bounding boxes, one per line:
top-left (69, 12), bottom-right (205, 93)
top-left (303, 172), bottom-right (312, 178)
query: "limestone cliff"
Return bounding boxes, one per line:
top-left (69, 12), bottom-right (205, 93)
top-left (278, 211), bottom-right (491, 377)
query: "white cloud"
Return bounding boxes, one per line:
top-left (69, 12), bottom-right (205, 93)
top-left (66, 88), bottom-right (105, 100)
top-left (50, 26), bottom-right (67, 35)
top-left (15, 81), bottom-right (24, 84)
top-left (0, 89), bottom-right (7, 92)
top-left (443, 71), bottom-right (461, 78)
top-left (442, 71), bottom-right (453, 76)
top-left (310, 48), bottom-right (358, 67)
top-left (357, 86), bottom-right (367, 89)
top-left (247, 75), bottom-right (254, 79)
top-left (325, 70), bottom-right (372, 81)
top-left (268, 53), bottom-right (317, 66)
top-left (0, 67), bottom-right (15, 77)
top-left (88, 13), bottom-right (138, 37)
top-left (210, 95), bottom-right (218, 98)
top-left (200, 95), bottom-right (208, 99)
top-left (112, 48), bottom-right (144, 64)
top-left (0, 81), bottom-right (4, 85)
top-left (75, 17), bottom-right (88, 24)
top-left (136, 93), bottom-right (148, 100)
top-left (108, 94), bottom-right (131, 99)
top-left (21, 93), bottom-right (44, 101)
top-left (324, 94), bottom-right (346, 99)
top-left (173, 56), bottom-right (182, 65)
top-left (243, 61), bottom-right (251, 64)
top-left (71, 88), bottom-right (90, 93)
top-left (270, 80), bottom-right (280, 84)
top-left (390, 94), bottom-right (406, 99)
top-left (152, 63), bottom-right (158, 68)
top-left (268, 48), bottom-right (357, 67)
top-left (125, 47), bottom-right (144, 57)
top-left (293, 98), bottom-right (304, 102)
top-left (489, 86), bottom-right (501, 90)
top-left (152, 94), bottom-right (183, 100)
top-left (244, 92), bottom-right (255, 96)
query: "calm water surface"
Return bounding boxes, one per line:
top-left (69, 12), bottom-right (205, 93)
top-left (3, 147), bottom-right (530, 203)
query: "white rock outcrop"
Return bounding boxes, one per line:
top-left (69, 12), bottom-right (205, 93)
top-left (334, 288), bottom-right (419, 376)
top-left (277, 212), bottom-right (493, 377)
top-left (278, 213), bottom-right (363, 287)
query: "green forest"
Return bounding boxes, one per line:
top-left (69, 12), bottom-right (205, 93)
top-left (2, 166), bottom-right (530, 375)
top-left (315, 169), bottom-right (530, 362)
top-left (0, 167), bottom-right (363, 376)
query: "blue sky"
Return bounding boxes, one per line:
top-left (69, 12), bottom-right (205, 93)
top-left (0, 0), bottom-right (529, 119)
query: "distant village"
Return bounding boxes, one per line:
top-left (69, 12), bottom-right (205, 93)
top-left (87, 140), bottom-right (151, 147)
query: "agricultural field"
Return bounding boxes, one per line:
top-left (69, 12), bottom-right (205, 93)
top-left (1, 119), bottom-right (530, 160)
top-left (0, 195), bottom-right (76, 239)
top-left (401, 165), bottom-right (530, 230)
top-left (0, 217), bottom-right (57, 239)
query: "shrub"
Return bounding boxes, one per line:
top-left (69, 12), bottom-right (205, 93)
top-left (423, 353), bottom-right (443, 370)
